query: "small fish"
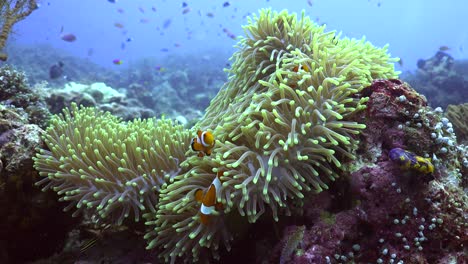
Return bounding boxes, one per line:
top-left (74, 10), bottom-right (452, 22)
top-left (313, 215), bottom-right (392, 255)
top-left (331, 36), bottom-right (339, 45)
top-left (182, 7), bottom-right (191, 14)
top-left (155, 65), bottom-right (165, 72)
top-left (160, 48), bottom-right (169, 52)
top-left (163, 19), bottom-right (172, 28)
top-left (114, 22), bottom-right (124, 28)
top-left (80, 237), bottom-right (99, 253)
top-left (223, 1), bottom-right (230, 7)
top-left (293, 64), bottom-right (309, 72)
top-left (174, 43), bottom-right (181, 47)
top-left (398, 58), bottom-right (403, 67)
top-left (140, 18), bottom-right (150, 23)
top-left (117, 8), bottom-right (124, 13)
top-left (182, 2), bottom-right (188, 8)
top-left (112, 59), bottom-right (123, 65)
top-left (151, 6), bottom-right (157, 12)
top-left (191, 130), bottom-right (216, 157)
top-left (307, 0), bottom-right (313, 7)
top-left (79, 224), bottom-right (113, 253)
top-left (49, 61), bottom-right (64, 79)
top-left (138, 7), bottom-right (145, 13)
top-left (194, 171), bottom-right (224, 225)
top-left (388, 148), bottom-right (434, 174)
top-left (439, 45), bottom-right (450, 51)
top-left (222, 28), bottom-right (236, 39)
top-left (120, 42), bottom-right (125, 50)
top-left (206, 12), bottom-right (214, 18)
top-left (87, 48), bottom-right (94, 56)
top-left (126, 37), bottom-right (133, 42)
top-left (377, 2), bottom-right (381, 7)
top-left (107, 0), bottom-right (117, 3)
top-left (60, 33), bottom-right (77, 42)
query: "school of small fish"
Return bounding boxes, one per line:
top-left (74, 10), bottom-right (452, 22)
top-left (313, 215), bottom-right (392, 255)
top-left (54, 0), bottom-right (454, 75)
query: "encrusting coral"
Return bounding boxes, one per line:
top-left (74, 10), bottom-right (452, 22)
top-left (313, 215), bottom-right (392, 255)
top-left (34, 103), bottom-right (192, 225)
top-left (34, 8), bottom-right (399, 263)
top-left (446, 103), bottom-right (468, 144)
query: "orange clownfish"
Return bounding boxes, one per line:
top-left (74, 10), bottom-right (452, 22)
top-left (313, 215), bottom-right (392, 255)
top-left (292, 64), bottom-right (309, 72)
top-left (191, 130), bottom-right (215, 157)
top-left (194, 171), bottom-right (224, 225)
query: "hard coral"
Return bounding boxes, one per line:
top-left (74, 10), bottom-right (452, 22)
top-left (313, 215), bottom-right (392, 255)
top-left (364, 79), bottom-right (427, 118)
top-left (404, 51), bottom-right (468, 108)
top-left (0, 104), bottom-right (75, 263)
top-left (361, 79), bottom-right (447, 157)
top-left (446, 103), bottom-right (468, 144)
top-left (0, 65), bottom-right (50, 128)
top-left (0, 0), bottom-right (38, 60)
top-left (45, 82), bottom-right (155, 121)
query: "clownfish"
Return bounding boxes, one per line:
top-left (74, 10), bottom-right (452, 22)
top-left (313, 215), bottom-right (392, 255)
top-left (388, 148), bottom-right (434, 174)
top-left (292, 64), bottom-right (309, 72)
top-left (191, 130), bottom-right (215, 157)
top-left (194, 171), bottom-right (224, 225)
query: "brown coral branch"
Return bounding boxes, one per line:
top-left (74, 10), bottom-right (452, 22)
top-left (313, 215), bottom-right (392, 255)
top-left (0, 0), bottom-right (37, 61)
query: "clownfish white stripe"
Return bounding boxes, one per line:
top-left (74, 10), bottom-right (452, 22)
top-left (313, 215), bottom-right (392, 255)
top-left (200, 131), bottom-right (209, 147)
top-left (213, 176), bottom-right (222, 197)
top-left (200, 204), bottom-right (215, 215)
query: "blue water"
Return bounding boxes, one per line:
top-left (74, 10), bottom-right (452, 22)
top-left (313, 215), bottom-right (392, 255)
top-left (9, 0), bottom-right (468, 71)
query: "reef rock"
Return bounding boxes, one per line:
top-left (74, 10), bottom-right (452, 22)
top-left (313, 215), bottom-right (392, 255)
top-left (45, 82), bottom-right (155, 121)
top-left (0, 66), bottom-right (76, 263)
top-left (274, 79), bottom-right (467, 264)
top-left (446, 103), bottom-right (468, 144)
top-left (403, 51), bottom-right (468, 108)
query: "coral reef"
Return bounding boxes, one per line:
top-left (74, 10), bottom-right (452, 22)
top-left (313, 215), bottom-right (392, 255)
top-left (446, 103), bottom-right (468, 144)
top-left (31, 8), bottom-right (467, 264)
top-left (0, 65), bottom-right (50, 128)
top-left (45, 82), bottom-right (155, 121)
top-left (0, 0), bottom-right (38, 61)
top-left (32, 8), bottom-right (401, 263)
top-left (280, 225), bottom-right (306, 264)
top-left (4, 44), bottom-right (122, 87)
top-left (143, 8), bottom-right (397, 263)
top-left (0, 66), bottom-right (75, 263)
top-left (402, 51), bottom-right (468, 108)
top-left (5, 44), bottom-right (226, 123)
top-left (270, 79), bottom-right (467, 264)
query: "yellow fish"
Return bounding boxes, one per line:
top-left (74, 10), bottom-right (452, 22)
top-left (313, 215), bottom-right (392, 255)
top-left (191, 130), bottom-right (215, 157)
top-left (389, 148), bottom-right (434, 174)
